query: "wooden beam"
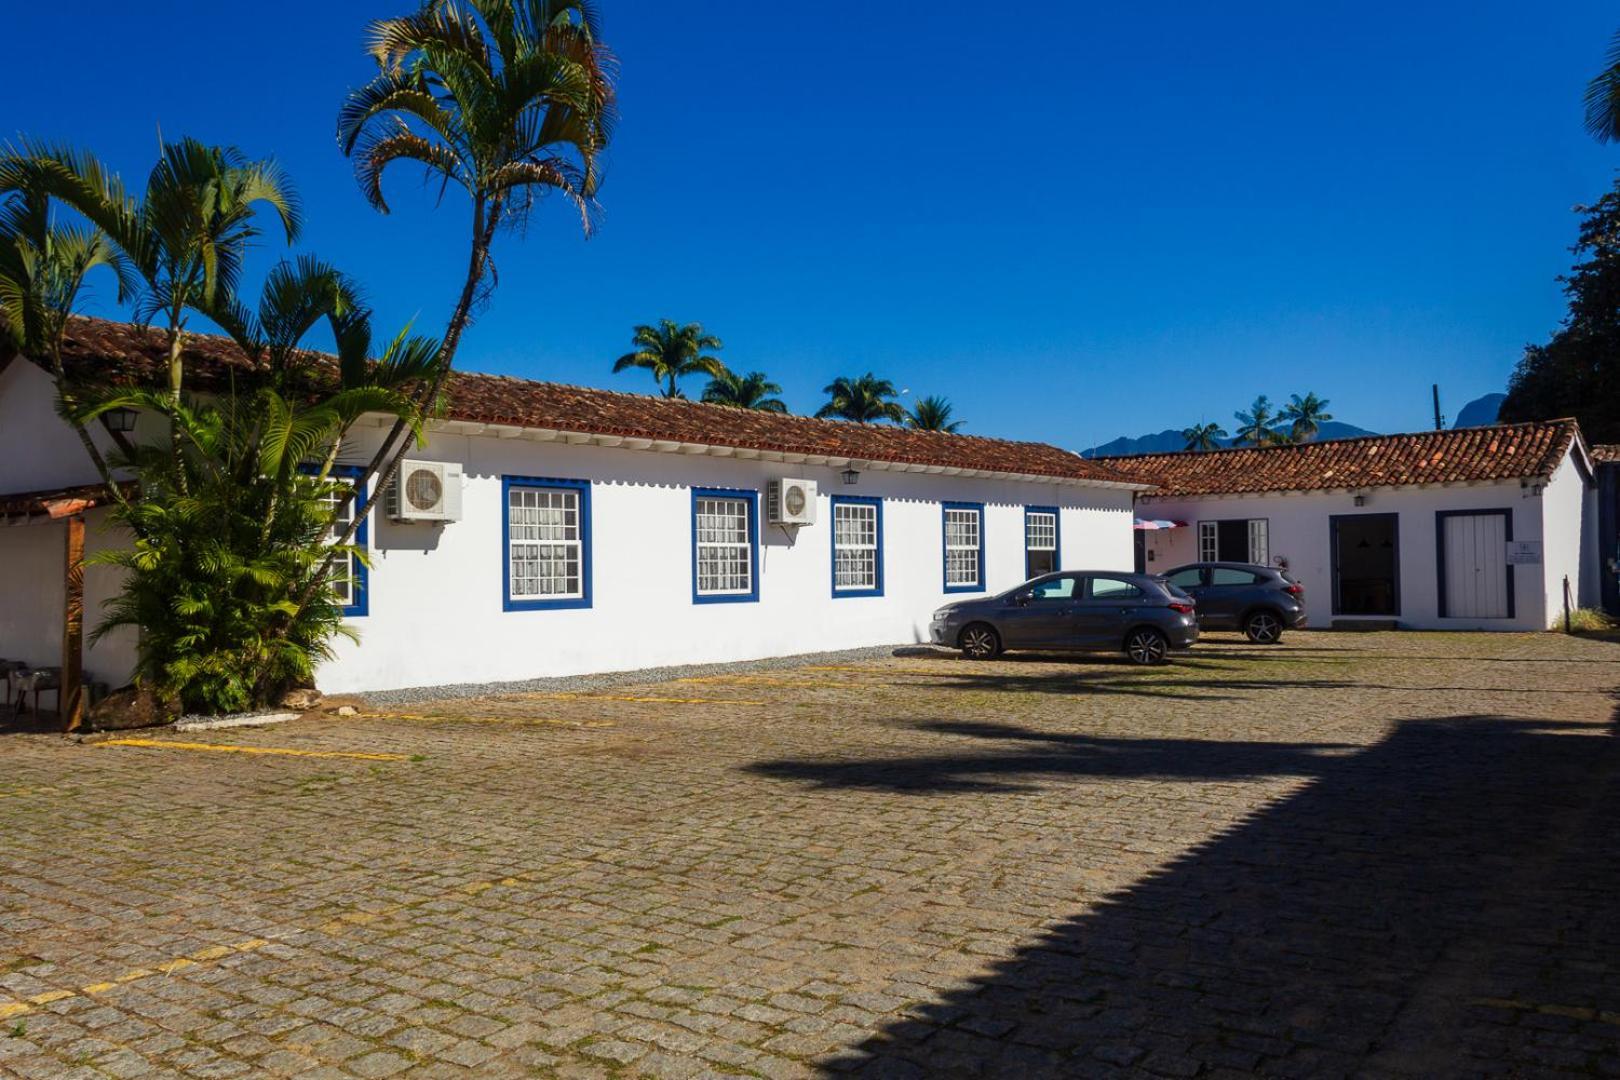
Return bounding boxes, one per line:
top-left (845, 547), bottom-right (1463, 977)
top-left (61, 514), bottom-right (85, 733)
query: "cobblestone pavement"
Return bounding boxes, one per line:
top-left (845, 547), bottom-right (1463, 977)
top-left (2, 631), bottom-right (1618, 1079)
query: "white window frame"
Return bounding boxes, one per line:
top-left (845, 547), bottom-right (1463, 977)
top-left (1025, 508), bottom-right (1058, 577)
top-left (505, 479), bottom-right (589, 610)
top-left (943, 503), bottom-right (984, 591)
top-left (1198, 518), bottom-right (1270, 565)
top-left (832, 497), bottom-right (882, 596)
top-left (694, 491), bottom-right (757, 601)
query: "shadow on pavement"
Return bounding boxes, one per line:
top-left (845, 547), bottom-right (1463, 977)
top-left (758, 715), bottom-right (1620, 1076)
top-left (746, 719), bottom-right (1353, 793)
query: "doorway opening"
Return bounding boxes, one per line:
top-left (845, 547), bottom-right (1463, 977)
top-left (1331, 513), bottom-right (1399, 616)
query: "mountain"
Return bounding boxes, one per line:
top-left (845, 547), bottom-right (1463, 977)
top-left (1082, 420), bottom-right (1378, 458)
top-left (1452, 393), bottom-right (1505, 429)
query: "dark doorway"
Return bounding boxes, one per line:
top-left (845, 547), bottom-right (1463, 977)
top-left (1332, 513), bottom-right (1400, 615)
top-left (1132, 532), bottom-right (1146, 573)
top-left (1214, 520), bottom-right (1249, 562)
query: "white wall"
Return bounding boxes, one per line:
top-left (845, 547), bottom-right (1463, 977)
top-left (1138, 479), bottom-right (1573, 630)
top-left (321, 426), bottom-right (1135, 693)
top-left (1541, 450), bottom-right (1592, 619)
top-left (0, 361), bottom-right (1135, 694)
top-left (0, 359), bottom-right (122, 494)
top-left (0, 509), bottom-right (139, 686)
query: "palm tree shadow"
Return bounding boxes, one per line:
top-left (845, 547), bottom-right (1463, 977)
top-left (746, 719), bottom-right (1354, 793)
top-left (801, 715), bottom-right (1620, 1076)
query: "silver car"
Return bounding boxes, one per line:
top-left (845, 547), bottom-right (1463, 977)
top-left (928, 571), bottom-right (1200, 665)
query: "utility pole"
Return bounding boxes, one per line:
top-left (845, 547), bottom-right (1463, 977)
top-left (1432, 384), bottom-right (1445, 431)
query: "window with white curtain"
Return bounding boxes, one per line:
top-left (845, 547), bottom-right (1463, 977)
top-left (508, 484), bottom-right (583, 601)
top-left (833, 498), bottom-right (881, 594)
top-left (695, 495), bottom-right (754, 596)
top-left (944, 504), bottom-right (983, 589)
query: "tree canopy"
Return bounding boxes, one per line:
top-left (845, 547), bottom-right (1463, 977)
top-left (613, 320), bottom-right (725, 398)
top-left (905, 395), bottom-right (962, 432)
top-left (1499, 181), bottom-right (1620, 441)
top-left (701, 368), bottom-right (787, 412)
top-left (816, 373), bottom-right (905, 423)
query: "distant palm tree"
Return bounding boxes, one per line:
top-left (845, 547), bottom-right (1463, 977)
top-left (905, 395), bottom-right (963, 433)
top-left (1586, 28), bottom-right (1620, 142)
top-left (1234, 395), bottom-right (1286, 447)
top-left (613, 320), bottom-right (725, 398)
top-left (702, 369), bottom-right (788, 412)
top-left (1277, 392), bottom-right (1333, 442)
top-left (1181, 421), bottom-right (1227, 451)
top-left (816, 373), bottom-right (905, 423)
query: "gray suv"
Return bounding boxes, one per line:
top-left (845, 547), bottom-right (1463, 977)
top-left (929, 571), bottom-right (1200, 665)
top-left (1162, 562), bottom-right (1307, 643)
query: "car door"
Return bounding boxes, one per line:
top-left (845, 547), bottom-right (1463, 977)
top-left (1072, 575), bottom-right (1149, 647)
top-left (997, 574), bottom-right (1082, 648)
top-left (1202, 566), bottom-right (1261, 627)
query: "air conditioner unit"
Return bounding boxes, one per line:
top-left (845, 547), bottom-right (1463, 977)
top-left (766, 478), bottom-right (817, 526)
top-left (388, 460), bottom-right (463, 523)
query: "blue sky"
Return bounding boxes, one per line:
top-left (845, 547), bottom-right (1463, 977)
top-left (8, 1), bottom-right (1618, 450)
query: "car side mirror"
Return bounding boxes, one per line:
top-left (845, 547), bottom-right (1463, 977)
top-left (1015, 592), bottom-right (1032, 606)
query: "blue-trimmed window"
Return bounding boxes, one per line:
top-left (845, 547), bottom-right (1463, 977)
top-left (308, 465), bottom-right (368, 618)
top-left (831, 495), bottom-right (883, 597)
top-left (503, 476), bottom-right (592, 611)
top-left (1025, 506), bottom-right (1060, 579)
top-left (692, 487), bottom-right (760, 603)
top-left (942, 501), bottom-right (986, 593)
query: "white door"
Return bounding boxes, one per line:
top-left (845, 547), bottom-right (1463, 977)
top-left (1442, 513), bottom-right (1510, 618)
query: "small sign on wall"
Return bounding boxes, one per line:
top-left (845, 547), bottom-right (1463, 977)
top-left (1505, 540), bottom-right (1542, 565)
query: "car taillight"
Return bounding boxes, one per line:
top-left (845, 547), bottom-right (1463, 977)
top-left (1168, 602), bottom-right (1195, 614)
top-left (1284, 584), bottom-right (1304, 595)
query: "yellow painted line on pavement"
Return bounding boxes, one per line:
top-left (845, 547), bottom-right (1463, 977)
top-left (96, 738), bottom-right (407, 761)
top-left (0, 937), bottom-right (274, 1023)
top-left (361, 710), bottom-right (613, 729)
top-left (516, 692), bottom-right (767, 706)
top-left (1472, 997), bottom-right (1616, 1023)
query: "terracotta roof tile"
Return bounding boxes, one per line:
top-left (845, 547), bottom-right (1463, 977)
top-left (1590, 443), bottom-right (1620, 464)
top-left (46, 318), bottom-right (1140, 487)
top-left (1096, 422), bottom-right (1582, 497)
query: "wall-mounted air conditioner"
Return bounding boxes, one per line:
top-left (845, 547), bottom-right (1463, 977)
top-left (388, 460), bottom-right (463, 523)
top-left (766, 478), bottom-right (817, 526)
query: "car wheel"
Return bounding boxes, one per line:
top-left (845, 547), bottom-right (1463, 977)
top-left (959, 623), bottom-right (1001, 660)
top-left (1244, 611), bottom-right (1284, 644)
top-left (1124, 627), bottom-right (1170, 665)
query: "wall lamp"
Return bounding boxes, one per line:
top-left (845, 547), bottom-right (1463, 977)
top-left (841, 467), bottom-right (860, 486)
top-left (1353, 494), bottom-right (1367, 507)
top-left (102, 407), bottom-right (139, 433)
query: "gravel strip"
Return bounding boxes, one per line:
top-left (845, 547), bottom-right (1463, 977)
top-left (361, 643), bottom-right (941, 706)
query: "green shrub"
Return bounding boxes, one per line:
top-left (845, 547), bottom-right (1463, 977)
top-left (1558, 607), bottom-right (1617, 633)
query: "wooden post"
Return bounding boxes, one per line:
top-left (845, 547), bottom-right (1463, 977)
top-left (61, 514), bottom-right (85, 733)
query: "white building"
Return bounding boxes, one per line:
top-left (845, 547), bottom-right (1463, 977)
top-left (0, 320), bottom-right (1143, 699)
top-left (1098, 421), bottom-right (1598, 631)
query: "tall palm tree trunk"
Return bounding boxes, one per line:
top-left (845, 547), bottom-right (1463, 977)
top-left (289, 196), bottom-right (499, 615)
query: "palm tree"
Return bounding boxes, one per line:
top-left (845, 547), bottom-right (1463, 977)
top-left (1181, 421), bottom-right (1227, 451)
top-left (701, 369), bottom-right (788, 412)
top-left (1233, 395), bottom-right (1286, 447)
top-left (0, 138), bottom-right (300, 405)
top-left (0, 188), bottom-right (136, 501)
top-left (816, 373), bottom-right (905, 423)
top-left (906, 395), bottom-right (962, 432)
top-left (1277, 392), bottom-right (1333, 442)
top-left (1586, 28), bottom-right (1620, 142)
top-left (613, 320), bottom-right (725, 398)
top-left (335, 0), bottom-right (616, 552)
